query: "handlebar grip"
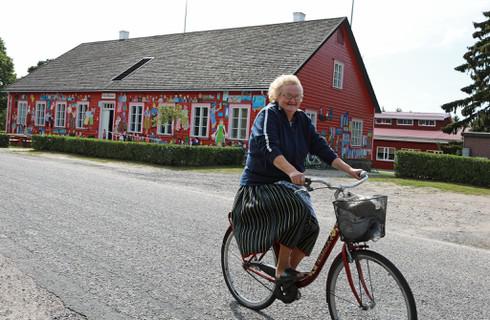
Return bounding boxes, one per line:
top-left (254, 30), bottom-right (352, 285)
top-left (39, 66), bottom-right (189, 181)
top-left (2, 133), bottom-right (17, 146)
top-left (304, 177), bottom-right (313, 191)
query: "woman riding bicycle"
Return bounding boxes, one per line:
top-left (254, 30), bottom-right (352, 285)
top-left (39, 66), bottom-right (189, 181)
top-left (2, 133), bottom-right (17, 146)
top-left (230, 74), bottom-right (362, 289)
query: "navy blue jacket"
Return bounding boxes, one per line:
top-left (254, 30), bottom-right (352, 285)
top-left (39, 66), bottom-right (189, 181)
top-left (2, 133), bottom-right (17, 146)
top-left (240, 102), bottom-right (338, 185)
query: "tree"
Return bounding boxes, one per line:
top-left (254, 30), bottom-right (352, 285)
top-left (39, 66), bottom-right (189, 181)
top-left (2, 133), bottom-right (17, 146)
top-left (0, 37), bottom-right (17, 131)
top-left (441, 11), bottom-right (490, 133)
top-left (28, 59), bottom-right (52, 74)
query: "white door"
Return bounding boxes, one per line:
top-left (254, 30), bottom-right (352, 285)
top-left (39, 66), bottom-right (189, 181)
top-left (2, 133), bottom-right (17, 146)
top-left (98, 102), bottom-right (115, 139)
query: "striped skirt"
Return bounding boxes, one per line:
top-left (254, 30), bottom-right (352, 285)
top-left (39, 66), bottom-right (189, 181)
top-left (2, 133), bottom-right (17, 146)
top-left (230, 183), bottom-right (320, 257)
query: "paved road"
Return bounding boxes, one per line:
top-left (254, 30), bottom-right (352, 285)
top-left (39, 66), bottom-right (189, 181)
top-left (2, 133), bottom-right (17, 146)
top-left (0, 149), bottom-right (488, 319)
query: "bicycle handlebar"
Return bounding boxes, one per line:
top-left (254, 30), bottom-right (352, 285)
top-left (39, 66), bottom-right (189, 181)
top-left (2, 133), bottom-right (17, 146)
top-left (304, 170), bottom-right (368, 192)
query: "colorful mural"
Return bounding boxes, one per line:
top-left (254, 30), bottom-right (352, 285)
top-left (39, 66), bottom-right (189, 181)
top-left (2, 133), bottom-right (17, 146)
top-left (6, 91), bottom-right (372, 160)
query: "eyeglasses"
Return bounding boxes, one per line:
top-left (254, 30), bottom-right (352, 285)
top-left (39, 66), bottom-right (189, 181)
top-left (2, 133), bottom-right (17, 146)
top-left (281, 93), bottom-right (303, 102)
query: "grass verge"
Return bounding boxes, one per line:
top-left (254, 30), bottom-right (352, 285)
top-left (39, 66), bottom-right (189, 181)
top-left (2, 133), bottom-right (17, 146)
top-left (370, 171), bottom-right (490, 196)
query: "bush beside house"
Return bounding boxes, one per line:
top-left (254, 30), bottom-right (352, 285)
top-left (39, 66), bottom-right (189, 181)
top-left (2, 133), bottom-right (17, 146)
top-left (32, 135), bottom-right (244, 166)
top-left (0, 133), bottom-right (8, 147)
top-left (395, 150), bottom-right (490, 187)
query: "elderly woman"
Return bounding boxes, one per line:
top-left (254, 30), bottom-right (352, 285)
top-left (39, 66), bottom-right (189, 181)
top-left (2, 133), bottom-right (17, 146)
top-left (231, 74), bottom-right (362, 294)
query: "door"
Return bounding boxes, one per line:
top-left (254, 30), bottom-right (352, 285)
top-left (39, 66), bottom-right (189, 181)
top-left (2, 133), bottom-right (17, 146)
top-left (98, 102), bottom-right (115, 139)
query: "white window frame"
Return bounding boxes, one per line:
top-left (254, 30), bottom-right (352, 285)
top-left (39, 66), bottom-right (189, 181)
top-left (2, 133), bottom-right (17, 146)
top-left (128, 103), bottom-right (144, 133)
top-left (351, 119), bottom-right (363, 147)
top-left (418, 119), bottom-right (436, 127)
top-left (76, 102), bottom-right (89, 129)
top-left (228, 104), bottom-right (250, 140)
top-left (333, 60), bottom-right (344, 89)
top-left (376, 146), bottom-right (396, 162)
top-left (305, 109), bottom-right (318, 128)
top-left (55, 102), bottom-right (66, 127)
top-left (190, 103), bottom-right (210, 138)
top-left (17, 101), bottom-right (28, 125)
top-left (34, 101), bottom-right (46, 126)
top-left (397, 119), bottom-right (413, 126)
top-left (157, 104), bottom-right (175, 136)
top-left (375, 118), bottom-right (392, 125)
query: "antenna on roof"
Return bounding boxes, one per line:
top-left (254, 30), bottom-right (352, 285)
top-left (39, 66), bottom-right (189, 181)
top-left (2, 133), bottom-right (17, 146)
top-left (184, 0), bottom-right (188, 33)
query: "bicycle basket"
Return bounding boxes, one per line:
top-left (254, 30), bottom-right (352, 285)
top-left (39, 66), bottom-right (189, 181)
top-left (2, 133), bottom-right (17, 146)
top-left (333, 195), bottom-right (387, 242)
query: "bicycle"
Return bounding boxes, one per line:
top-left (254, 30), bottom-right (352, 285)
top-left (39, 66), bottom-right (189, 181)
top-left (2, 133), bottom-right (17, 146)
top-left (221, 173), bottom-right (418, 319)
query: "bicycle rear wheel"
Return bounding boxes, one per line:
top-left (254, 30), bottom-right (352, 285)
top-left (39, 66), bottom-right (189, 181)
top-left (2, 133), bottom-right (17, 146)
top-left (221, 226), bottom-right (277, 310)
top-left (326, 249), bottom-right (417, 320)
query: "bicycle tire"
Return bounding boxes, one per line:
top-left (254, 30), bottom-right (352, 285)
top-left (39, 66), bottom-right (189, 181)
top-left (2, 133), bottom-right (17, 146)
top-left (221, 226), bottom-right (277, 310)
top-left (326, 249), bottom-right (417, 320)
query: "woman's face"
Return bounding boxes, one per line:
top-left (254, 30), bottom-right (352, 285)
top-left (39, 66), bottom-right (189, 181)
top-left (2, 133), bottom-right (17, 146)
top-left (277, 84), bottom-right (303, 117)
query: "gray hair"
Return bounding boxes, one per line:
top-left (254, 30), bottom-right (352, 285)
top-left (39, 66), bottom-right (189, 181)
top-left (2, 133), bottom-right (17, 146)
top-left (268, 74), bottom-right (303, 102)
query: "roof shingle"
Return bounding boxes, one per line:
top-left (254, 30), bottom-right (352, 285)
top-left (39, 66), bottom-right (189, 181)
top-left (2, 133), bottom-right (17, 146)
top-left (8, 18), bottom-right (344, 92)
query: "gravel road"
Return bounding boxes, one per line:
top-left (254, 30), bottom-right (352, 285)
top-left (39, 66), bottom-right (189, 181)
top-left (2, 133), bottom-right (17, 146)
top-left (0, 148), bottom-right (489, 319)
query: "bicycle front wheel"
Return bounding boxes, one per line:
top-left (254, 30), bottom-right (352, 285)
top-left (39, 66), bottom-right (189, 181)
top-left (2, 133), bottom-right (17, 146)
top-left (221, 226), bottom-right (277, 310)
top-left (326, 249), bottom-right (417, 320)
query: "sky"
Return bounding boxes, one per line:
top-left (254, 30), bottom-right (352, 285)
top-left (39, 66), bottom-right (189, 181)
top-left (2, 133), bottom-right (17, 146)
top-left (1, 0), bottom-right (488, 113)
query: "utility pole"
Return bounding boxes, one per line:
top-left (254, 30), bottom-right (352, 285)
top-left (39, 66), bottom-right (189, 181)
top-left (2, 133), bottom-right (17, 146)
top-left (350, 0), bottom-right (355, 27)
top-left (184, 0), bottom-right (188, 33)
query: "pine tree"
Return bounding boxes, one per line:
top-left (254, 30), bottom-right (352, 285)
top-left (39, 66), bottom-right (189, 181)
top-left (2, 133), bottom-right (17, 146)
top-left (0, 37), bottom-right (17, 131)
top-left (441, 11), bottom-right (490, 133)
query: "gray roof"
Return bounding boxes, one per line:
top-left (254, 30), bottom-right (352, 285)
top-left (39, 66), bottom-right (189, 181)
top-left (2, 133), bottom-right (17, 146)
top-left (7, 18), bottom-right (345, 92)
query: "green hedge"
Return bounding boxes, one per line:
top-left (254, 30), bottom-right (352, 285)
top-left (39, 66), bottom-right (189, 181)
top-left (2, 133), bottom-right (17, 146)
top-left (395, 150), bottom-right (490, 187)
top-left (32, 135), bottom-right (244, 166)
top-left (0, 133), bottom-right (8, 148)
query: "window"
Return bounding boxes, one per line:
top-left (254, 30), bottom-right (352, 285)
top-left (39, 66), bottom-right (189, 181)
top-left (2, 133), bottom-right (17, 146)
top-left (305, 110), bottom-right (317, 128)
top-left (158, 104), bottom-right (174, 135)
top-left (17, 101), bottom-right (28, 125)
top-left (55, 102), bottom-right (66, 127)
top-left (191, 104), bottom-right (209, 138)
top-left (351, 119), bottom-right (363, 146)
top-left (375, 118), bottom-right (392, 125)
top-left (76, 103), bottom-right (89, 128)
top-left (397, 119), bottom-right (413, 126)
top-left (34, 102), bottom-right (46, 126)
top-left (229, 105), bottom-right (249, 140)
top-left (129, 104), bottom-right (143, 133)
top-left (377, 147), bottom-right (395, 162)
top-left (418, 119), bottom-right (435, 127)
top-left (333, 61), bottom-right (344, 89)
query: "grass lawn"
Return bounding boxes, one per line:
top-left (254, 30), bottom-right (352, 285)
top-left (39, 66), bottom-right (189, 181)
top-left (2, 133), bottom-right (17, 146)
top-left (370, 170), bottom-right (490, 196)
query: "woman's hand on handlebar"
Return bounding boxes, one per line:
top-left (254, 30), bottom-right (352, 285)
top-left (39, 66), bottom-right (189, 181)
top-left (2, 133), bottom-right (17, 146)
top-left (348, 168), bottom-right (365, 180)
top-left (289, 170), bottom-right (306, 186)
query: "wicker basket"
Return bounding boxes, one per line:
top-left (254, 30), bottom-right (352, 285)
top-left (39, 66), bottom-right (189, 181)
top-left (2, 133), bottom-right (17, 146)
top-left (333, 195), bottom-right (387, 242)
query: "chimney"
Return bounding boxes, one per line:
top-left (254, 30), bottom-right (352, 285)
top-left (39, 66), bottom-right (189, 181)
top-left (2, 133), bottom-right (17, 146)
top-left (293, 12), bottom-right (305, 22)
top-left (119, 30), bottom-right (129, 40)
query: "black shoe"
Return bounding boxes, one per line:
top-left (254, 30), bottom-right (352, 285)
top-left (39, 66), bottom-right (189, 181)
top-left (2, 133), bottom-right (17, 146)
top-left (274, 269), bottom-right (302, 304)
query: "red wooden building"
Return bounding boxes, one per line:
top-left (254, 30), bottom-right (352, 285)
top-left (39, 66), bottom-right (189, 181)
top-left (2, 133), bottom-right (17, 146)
top-left (372, 112), bottom-right (462, 170)
top-left (6, 16), bottom-right (380, 164)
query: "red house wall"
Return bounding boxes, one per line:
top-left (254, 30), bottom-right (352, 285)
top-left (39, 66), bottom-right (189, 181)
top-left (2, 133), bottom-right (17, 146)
top-left (374, 117), bottom-right (451, 131)
top-left (6, 91), bottom-right (267, 146)
top-left (372, 139), bottom-right (440, 170)
top-left (297, 21), bottom-right (375, 160)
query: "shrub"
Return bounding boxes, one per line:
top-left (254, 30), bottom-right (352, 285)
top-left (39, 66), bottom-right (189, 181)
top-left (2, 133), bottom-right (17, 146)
top-left (395, 150), bottom-right (490, 187)
top-left (32, 135), bottom-right (244, 166)
top-left (0, 133), bottom-right (8, 148)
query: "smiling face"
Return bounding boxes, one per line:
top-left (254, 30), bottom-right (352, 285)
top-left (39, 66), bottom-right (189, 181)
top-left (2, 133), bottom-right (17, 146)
top-left (277, 84), bottom-right (303, 120)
